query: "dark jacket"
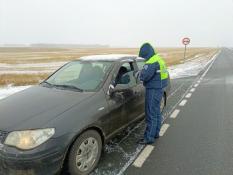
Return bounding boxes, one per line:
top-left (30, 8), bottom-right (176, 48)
top-left (139, 43), bottom-right (163, 89)
top-left (162, 78), bottom-right (168, 88)
top-left (140, 62), bottom-right (162, 89)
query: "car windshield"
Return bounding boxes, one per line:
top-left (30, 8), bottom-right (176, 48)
top-left (44, 61), bottom-right (113, 91)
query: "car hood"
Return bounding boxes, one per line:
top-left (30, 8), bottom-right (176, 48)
top-left (0, 85), bottom-right (94, 131)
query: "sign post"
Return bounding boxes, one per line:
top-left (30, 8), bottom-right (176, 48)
top-left (182, 37), bottom-right (190, 61)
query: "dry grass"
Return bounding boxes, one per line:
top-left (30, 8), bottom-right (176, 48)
top-left (160, 47), bottom-right (218, 66)
top-left (0, 47), bottom-right (219, 86)
top-left (0, 74), bottom-right (49, 86)
top-left (0, 47), bottom-right (218, 64)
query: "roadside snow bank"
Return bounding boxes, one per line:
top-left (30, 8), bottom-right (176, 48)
top-left (168, 54), bottom-right (217, 79)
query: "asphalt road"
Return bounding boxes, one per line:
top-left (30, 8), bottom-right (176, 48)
top-left (126, 48), bottom-right (233, 175)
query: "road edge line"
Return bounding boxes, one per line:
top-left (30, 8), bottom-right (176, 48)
top-left (132, 145), bottom-right (155, 168)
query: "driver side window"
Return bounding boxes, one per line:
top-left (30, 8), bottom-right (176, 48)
top-left (114, 62), bottom-right (136, 87)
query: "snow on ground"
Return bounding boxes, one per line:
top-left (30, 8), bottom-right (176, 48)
top-left (0, 53), bottom-right (217, 100)
top-left (0, 62), bottom-right (67, 69)
top-left (168, 55), bottom-right (215, 79)
top-left (0, 85), bottom-right (31, 100)
top-left (0, 61), bottom-right (67, 74)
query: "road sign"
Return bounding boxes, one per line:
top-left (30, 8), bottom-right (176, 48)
top-left (182, 37), bottom-right (190, 45)
top-left (182, 37), bottom-right (191, 61)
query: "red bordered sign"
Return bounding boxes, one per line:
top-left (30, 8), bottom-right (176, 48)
top-left (182, 37), bottom-right (190, 45)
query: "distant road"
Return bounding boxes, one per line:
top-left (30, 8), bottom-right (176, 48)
top-left (126, 48), bottom-right (233, 175)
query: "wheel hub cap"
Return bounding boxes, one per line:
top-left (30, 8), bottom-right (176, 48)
top-left (76, 137), bottom-right (99, 172)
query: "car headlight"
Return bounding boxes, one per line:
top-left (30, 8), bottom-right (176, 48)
top-left (4, 128), bottom-right (55, 150)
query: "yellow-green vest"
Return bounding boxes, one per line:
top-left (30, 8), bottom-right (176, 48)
top-left (145, 54), bottom-right (169, 80)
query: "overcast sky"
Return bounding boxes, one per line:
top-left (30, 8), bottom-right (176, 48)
top-left (0, 0), bottom-right (233, 47)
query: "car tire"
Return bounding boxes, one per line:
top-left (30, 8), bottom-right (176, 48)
top-left (68, 130), bottom-right (102, 175)
top-left (160, 94), bottom-right (166, 112)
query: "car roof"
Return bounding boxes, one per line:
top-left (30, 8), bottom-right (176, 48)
top-left (79, 54), bottom-right (144, 62)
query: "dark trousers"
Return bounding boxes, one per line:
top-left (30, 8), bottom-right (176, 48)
top-left (144, 88), bottom-right (163, 143)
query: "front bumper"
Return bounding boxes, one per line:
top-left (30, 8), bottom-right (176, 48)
top-left (0, 135), bottom-right (71, 175)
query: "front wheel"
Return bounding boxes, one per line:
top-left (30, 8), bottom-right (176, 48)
top-left (68, 130), bottom-right (102, 175)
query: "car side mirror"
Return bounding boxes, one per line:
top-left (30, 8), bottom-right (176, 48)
top-left (107, 83), bottom-right (129, 95)
top-left (114, 84), bottom-right (129, 92)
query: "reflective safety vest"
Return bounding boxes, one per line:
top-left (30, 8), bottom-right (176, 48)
top-left (145, 54), bottom-right (169, 80)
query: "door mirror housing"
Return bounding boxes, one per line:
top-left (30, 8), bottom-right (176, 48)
top-left (107, 83), bottom-right (129, 95)
top-left (108, 73), bottom-right (131, 96)
top-left (114, 84), bottom-right (129, 92)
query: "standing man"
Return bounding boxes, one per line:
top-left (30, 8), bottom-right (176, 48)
top-left (138, 43), bottom-right (169, 145)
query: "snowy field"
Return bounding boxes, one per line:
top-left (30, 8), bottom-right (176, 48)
top-left (0, 61), bottom-right (67, 74)
top-left (0, 52), bottom-right (218, 101)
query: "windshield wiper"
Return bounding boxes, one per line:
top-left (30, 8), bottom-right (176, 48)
top-left (41, 82), bottom-right (83, 92)
top-left (40, 81), bottom-right (54, 87)
top-left (53, 84), bottom-right (83, 92)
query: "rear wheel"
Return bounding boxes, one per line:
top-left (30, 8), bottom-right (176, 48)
top-left (160, 94), bottom-right (166, 112)
top-left (68, 130), bottom-right (102, 175)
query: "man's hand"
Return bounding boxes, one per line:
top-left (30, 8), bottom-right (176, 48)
top-left (134, 70), bottom-right (140, 78)
top-left (134, 71), bottom-right (142, 83)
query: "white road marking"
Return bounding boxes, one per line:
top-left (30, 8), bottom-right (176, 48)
top-left (197, 80), bottom-right (201, 83)
top-left (170, 109), bottom-right (180, 119)
top-left (166, 82), bottom-right (197, 118)
top-left (190, 88), bottom-right (196, 92)
top-left (159, 123), bottom-right (170, 136)
top-left (167, 83), bottom-right (185, 99)
top-left (194, 84), bottom-right (199, 88)
top-left (185, 93), bottom-right (192, 98)
top-left (201, 50), bottom-right (220, 78)
top-left (132, 145), bottom-right (154, 168)
top-left (179, 99), bottom-right (188, 106)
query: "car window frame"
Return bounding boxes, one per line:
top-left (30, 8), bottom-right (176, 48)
top-left (111, 60), bottom-right (137, 88)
